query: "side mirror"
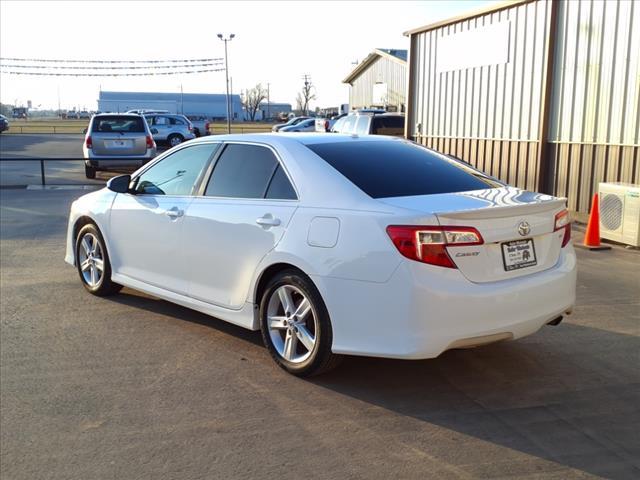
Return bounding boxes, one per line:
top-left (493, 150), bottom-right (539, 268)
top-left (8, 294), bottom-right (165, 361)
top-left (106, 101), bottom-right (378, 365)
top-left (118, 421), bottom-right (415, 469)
top-left (150, 128), bottom-right (158, 134)
top-left (106, 174), bottom-right (132, 193)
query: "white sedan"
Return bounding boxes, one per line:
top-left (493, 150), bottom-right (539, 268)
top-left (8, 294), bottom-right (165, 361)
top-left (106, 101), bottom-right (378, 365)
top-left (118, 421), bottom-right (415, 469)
top-left (65, 134), bottom-right (576, 376)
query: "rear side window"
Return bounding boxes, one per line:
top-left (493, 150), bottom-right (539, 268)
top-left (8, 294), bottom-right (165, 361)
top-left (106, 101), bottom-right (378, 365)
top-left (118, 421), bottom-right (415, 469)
top-left (306, 140), bottom-right (502, 198)
top-left (265, 165), bottom-right (297, 200)
top-left (371, 116), bottom-right (404, 136)
top-left (92, 116), bottom-right (145, 133)
top-left (205, 144), bottom-right (278, 198)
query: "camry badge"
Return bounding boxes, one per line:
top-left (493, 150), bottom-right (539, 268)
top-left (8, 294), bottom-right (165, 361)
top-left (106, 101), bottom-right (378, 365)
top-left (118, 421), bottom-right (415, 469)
top-left (518, 221), bottom-right (531, 237)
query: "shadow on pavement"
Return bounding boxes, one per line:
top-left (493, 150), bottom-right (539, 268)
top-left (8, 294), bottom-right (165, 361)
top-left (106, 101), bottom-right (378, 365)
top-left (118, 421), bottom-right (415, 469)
top-left (104, 284), bottom-right (640, 479)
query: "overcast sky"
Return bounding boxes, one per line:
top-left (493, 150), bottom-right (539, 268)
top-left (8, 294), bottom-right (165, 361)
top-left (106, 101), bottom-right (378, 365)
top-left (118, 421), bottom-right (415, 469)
top-left (1, 0), bottom-right (496, 111)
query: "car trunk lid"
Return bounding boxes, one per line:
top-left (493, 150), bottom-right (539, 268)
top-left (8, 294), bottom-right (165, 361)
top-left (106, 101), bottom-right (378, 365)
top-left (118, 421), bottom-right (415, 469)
top-left (91, 132), bottom-right (148, 156)
top-left (380, 187), bottom-right (568, 283)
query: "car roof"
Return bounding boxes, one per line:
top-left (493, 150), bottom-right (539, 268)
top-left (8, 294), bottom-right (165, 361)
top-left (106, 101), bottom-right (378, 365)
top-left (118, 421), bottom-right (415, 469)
top-left (188, 132), bottom-right (406, 147)
top-left (92, 113), bottom-right (142, 118)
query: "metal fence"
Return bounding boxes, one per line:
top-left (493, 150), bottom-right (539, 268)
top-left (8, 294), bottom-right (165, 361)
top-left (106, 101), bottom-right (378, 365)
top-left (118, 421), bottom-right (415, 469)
top-left (4, 125), bottom-right (274, 135)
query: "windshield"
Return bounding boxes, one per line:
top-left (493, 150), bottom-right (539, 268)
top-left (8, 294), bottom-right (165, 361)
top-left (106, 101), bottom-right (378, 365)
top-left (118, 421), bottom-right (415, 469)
top-left (92, 116), bottom-right (145, 133)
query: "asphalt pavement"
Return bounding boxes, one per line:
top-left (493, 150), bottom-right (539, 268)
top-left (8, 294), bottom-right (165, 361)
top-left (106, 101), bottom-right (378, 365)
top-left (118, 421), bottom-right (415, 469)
top-left (1, 187), bottom-right (639, 480)
top-left (0, 133), bottom-right (167, 186)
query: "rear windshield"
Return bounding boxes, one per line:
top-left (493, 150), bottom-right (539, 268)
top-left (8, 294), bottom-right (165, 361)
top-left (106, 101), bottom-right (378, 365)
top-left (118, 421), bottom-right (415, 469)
top-left (306, 140), bottom-right (502, 198)
top-left (92, 116), bottom-right (145, 133)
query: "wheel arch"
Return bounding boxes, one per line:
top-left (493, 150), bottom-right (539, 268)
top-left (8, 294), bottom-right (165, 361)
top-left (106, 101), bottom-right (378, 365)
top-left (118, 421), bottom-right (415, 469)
top-left (70, 214), bottom-right (111, 266)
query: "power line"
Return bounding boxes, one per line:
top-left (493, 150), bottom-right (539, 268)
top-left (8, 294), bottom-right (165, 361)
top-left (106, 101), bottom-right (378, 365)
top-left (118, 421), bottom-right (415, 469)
top-left (0, 68), bottom-right (226, 77)
top-left (0, 61), bottom-right (224, 70)
top-left (0, 57), bottom-right (223, 64)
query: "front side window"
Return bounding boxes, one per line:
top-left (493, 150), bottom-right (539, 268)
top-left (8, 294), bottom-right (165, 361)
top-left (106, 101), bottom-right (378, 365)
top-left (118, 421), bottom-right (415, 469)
top-left (135, 143), bottom-right (219, 196)
top-left (205, 144), bottom-right (279, 198)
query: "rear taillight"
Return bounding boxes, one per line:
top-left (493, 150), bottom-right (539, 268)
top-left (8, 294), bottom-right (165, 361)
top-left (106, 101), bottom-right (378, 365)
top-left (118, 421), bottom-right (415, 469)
top-left (324, 120), bottom-right (329, 131)
top-left (85, 136), bottom-right (92, 149)
top-left (204, 121), bottom-right (210, 133)
top-left (386, 225), bottom-right (483, 269)
top-left (146, 135), bottom-right (155, 149)
top-left (554, 209), bottom-right (571, 247)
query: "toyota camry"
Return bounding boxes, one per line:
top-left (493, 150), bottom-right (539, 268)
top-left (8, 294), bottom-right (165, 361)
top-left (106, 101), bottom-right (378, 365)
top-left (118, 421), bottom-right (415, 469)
top-left (65, 134), bottom-right (576, 376)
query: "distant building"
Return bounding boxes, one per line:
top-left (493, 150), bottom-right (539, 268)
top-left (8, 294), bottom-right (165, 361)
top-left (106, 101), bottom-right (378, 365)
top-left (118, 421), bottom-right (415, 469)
top-left (97, 91), bottom-right (244, 121)
top-left (342, 48), bottom-right (407, 112)
top-left (257, 102), bottom-right (293, 121)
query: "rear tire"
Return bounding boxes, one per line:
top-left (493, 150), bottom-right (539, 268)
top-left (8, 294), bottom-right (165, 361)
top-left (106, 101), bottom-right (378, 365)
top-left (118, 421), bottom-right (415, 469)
top-left (85, 165), bottom-right (96, 179)
top-left (260, 269), bottom-right (342, 377)
top-left (75, 223), bottom-right (122, 296)
top-left (168, 134), bottom-right (184, 147)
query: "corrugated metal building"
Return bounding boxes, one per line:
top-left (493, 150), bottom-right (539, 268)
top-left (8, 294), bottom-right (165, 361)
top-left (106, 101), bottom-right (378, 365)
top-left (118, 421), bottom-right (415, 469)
top-left (98, 91), bottom-right (244, 121)
top-left (405, 0), bottom-right (639, 214)
top-left (343, 49), bottom-right (408, 112)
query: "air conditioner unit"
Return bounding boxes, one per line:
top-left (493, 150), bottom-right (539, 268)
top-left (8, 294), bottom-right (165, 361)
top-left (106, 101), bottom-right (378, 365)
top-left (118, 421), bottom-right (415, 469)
top-left (598, 182), bottom-right (640, 247)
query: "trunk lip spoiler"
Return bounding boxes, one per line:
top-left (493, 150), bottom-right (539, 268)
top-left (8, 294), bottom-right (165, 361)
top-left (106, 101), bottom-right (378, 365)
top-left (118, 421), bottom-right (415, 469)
top-left (434, 197), bottom-right (567, 220)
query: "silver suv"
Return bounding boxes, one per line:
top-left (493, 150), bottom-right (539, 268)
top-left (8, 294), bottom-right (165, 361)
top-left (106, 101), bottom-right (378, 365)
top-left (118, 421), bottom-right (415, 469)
top-left (144, 113), bottom-right (196, 147)
top-left (83, 114), bottom-right (157, 179)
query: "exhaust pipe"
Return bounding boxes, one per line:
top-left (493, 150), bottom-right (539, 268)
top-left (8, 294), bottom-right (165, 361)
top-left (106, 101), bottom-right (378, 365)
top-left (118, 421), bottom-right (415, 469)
top-left (546, 315), bottom-right (563, 326)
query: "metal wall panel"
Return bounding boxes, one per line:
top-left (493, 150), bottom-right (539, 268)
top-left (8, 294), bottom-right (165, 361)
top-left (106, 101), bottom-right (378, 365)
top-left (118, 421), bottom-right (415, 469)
top-left (349, 56), bottom-right (407, 110)
top-left (406, 0), bottom-right (639, 213)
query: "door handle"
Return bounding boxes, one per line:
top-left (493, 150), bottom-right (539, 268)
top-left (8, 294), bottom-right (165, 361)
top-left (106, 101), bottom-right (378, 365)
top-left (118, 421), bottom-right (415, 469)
top-left (256, 214), bottom-right (281, 227)
top-left (165, 207), bottom-right (184, 219)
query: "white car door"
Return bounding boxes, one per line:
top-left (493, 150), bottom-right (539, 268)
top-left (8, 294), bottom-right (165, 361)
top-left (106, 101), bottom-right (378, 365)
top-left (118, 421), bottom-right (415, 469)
top-left (182, 143), bottom-right (298, 309)
top-left (108, 143), bottom-right (220, 295)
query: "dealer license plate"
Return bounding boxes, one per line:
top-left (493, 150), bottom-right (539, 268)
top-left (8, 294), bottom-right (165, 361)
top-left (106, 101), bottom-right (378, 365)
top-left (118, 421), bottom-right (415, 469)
top-left (501, 239), bottom-right (537, 271)
top-left (107, 139), bottom-right (132, 148)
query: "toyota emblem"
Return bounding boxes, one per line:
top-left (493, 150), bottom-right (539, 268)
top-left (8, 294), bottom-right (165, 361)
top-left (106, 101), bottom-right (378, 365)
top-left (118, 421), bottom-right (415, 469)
top-left (518, 221), bottom-right (531, 236)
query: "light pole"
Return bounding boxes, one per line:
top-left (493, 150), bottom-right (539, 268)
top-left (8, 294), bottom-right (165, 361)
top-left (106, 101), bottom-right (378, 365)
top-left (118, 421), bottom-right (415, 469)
top-left (217, 33), bottom-right (235, 133)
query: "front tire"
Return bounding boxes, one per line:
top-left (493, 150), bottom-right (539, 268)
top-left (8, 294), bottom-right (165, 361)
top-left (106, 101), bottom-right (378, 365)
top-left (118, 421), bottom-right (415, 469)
top-left (260, 270), bottom-right (341, 377)
top-left (75, 223), bottom-right (121, 296)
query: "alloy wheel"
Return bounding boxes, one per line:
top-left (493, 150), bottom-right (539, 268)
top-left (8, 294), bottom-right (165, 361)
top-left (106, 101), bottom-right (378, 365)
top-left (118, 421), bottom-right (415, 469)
top-left (78, 233), bottom-right (104, 287)
top-left (266, 285), bottom-right (318, 363)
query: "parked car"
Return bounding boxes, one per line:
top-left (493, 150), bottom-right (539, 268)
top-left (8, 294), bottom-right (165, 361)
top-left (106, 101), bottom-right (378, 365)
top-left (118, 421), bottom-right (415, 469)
top-left (315, 113), bottom-right (348, 132)
top-left (144, 113), bottom-right (195, 147)
top-left (78, 111), bottom-right (91, 119)
top-left (83, 114), bottom-right (157, 179)
top-left (271, 116), bottom-right (310, 132)
top-left (0, 114), bottom-right (9, 133)
top-left (332, 112), bottom-right (405, 137)
top-left (187, 115), bottom-right (210, 137)
top-left (279, 118), bottom-right (316, 132)
top-left (67, 111), bottom-right (80, 120)
top-left (126, 109), bottom-right (170, 115)
top-left (66, 134), bottom-right (576, 377)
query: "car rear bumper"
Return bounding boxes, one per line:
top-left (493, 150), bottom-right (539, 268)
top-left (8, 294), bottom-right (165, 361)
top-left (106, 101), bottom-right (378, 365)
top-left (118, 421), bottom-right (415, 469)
top-left (315, 245), bottom-right (577, 359)
top-left (84, 148), bottom-right (156, 169)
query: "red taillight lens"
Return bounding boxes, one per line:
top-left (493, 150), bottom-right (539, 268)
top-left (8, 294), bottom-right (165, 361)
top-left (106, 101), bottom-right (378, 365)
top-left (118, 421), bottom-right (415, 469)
top-left (324, 120), bottom-right (329, 131)
top-left (554, 209), bottom-right (571, 247)
top-left (146, 135), bottom-right (155, 149)
top-left (205, 122), bottom-right (210, 133)
top-left (85, 136), bottom-right (92, 149)
top-left (386, 226), bottom-right (484, 269)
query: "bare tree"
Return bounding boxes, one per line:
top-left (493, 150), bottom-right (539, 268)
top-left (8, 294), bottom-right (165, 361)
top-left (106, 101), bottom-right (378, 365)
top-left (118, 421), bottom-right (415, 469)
top-left (243, 83), bottom-right (267, 121)
top-left (297, 79), bottom-right (316, 116)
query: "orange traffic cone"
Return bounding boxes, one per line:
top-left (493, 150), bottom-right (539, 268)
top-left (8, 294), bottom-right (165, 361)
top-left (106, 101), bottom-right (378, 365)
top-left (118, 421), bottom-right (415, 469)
top-left (583, 193), bottom-right (611, 250)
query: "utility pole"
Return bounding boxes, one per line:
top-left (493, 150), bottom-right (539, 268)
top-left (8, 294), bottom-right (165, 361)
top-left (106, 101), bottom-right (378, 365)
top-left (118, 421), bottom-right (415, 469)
top-left (301, 74), bottom-right (311, 116)
top-left (180, 83), bottom-right (184, 114)
top-left (217, 33), bottom-right (235, 133)
top-left (230, 77), bottom-right (233, 121)
top-left (267, 82), bottom-right (270, 121)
